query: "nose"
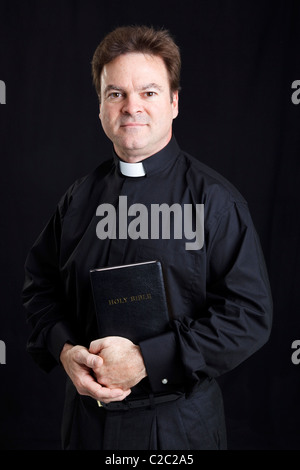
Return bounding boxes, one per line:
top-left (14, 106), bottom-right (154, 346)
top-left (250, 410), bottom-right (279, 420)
top-left (121, 94), bottom-right (142, 115)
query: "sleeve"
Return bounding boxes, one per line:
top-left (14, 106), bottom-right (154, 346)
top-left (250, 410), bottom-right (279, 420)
top-left (22, 192), bottom-right (78, 372)
top-left (139, 201), bottom-right (273, 393)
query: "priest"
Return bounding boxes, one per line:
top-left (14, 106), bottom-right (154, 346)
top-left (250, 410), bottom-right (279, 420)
top-left (23, 25), bottom-right (273, 450)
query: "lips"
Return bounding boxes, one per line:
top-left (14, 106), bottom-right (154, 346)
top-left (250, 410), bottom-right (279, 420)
top-left (120, 123), bottom-right (147, 127)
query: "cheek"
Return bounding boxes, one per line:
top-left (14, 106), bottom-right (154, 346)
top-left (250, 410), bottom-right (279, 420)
top-left (99, 110), bottom-right (113, 129)
top-left (152, 105), bottom-right (174, 126)
top-left (99, 114), bottom-right (113, 139)
top-left (101, 107), bottom-right (120, 126)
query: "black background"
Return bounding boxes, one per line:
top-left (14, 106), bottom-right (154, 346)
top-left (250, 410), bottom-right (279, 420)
top-left (0, 0), bottom-right (299, 450)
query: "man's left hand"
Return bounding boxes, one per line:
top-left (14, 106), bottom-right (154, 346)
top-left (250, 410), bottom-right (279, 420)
top-left (89, 336), bottom-right (147, 390)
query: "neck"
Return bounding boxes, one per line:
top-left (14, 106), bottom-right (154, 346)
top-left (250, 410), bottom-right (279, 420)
top-left (113, 135), bottom-right (173, 163)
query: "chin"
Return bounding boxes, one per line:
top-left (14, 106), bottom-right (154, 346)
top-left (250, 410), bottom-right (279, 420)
top-left (118, 138), bottom-right (148, 152)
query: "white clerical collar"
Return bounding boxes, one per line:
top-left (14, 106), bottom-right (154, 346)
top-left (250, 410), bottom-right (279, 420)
top-left (119, 160), bottom-right (146, 177)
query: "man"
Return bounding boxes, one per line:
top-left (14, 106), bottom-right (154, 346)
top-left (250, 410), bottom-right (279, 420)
top-left (23, 25), bottom-right (273, 450)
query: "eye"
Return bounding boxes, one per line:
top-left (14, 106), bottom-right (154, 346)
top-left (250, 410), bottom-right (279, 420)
top-left (107, 92), bottom-right (123, 100)
top-left (144, 91), bottom-right (157, 98)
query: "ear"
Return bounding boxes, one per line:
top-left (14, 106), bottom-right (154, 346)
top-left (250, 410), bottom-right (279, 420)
top-left (172, 91), bottom-right (179, 119)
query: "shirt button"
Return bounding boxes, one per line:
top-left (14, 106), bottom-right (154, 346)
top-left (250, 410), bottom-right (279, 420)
top-left (162, 378), bottom-right (168, 385)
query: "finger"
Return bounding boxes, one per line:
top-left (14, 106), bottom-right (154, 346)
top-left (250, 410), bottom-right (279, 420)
top-left (99, 389), bottom-right (132, 404)
top-left (86, 352), bottom-right (103, 369)
top-left (89, 338), bottom-right (104, 354)
top-left (75, 348), bottom-right (103, 369)
top-left (96, 386), bottom-right (128, 400)
top-left (80, 374), bottom-right (125, 401)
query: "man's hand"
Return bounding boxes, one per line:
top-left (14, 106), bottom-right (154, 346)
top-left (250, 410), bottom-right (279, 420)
top-left (60, 343), bottom-right (131, 403)
top-left (89, 336), bottom-right (147, 390)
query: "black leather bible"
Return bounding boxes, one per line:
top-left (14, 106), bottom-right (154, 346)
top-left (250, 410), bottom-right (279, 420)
top-left (90, 260), bottom-right (170, 343)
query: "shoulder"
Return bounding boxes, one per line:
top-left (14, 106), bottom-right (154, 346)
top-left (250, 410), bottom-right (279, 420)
top-left (181, 150), bottom-right (246, 202)
top-left (57, 158), bottom-right (114, 217)
top-left (177, 149), bottom-right (249, 229)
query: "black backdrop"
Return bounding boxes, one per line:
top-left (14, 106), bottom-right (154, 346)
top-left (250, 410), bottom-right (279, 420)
top-left (0, 0), bottom-right (299, 451)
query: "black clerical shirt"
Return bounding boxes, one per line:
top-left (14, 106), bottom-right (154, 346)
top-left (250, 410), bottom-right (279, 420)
top-left (23, 137), bottom-right (272, 397)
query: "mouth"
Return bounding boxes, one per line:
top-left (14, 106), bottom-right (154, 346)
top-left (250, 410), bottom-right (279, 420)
top-left (120, 123), bottom-right (148, 128)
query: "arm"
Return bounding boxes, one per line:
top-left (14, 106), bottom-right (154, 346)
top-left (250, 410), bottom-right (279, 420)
top-left (22, 202), bottom-right (75, 372)
top-left (139, 202), bottom-right (273, 393)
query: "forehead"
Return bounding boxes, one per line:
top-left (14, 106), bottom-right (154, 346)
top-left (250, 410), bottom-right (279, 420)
top-left (100, 53), bottom-right (169, 88)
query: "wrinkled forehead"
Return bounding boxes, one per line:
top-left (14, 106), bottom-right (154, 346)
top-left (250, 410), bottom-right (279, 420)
top-left (100, 53), bottom-right (170, 92)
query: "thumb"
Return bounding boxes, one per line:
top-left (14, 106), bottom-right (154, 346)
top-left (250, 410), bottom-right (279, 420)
top-left (86, 352), bottom-right (103, 369)
top-left (76, 348), bottom-right (103, 369)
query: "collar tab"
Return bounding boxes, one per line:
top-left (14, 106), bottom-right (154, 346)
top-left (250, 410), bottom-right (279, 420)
top-left (119, 160), bottom-right (146, 177)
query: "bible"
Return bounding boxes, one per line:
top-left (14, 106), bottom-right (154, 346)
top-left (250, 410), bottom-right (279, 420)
top-left (90, 260), bottom-right (170, 343)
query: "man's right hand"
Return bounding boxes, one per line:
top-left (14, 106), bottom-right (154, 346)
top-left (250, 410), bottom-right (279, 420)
top-left (60, 343), bottom-right (131, 403)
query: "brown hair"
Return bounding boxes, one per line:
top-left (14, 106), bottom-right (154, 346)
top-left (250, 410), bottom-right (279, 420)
top-left (91, 25), bottom-right (181, 101)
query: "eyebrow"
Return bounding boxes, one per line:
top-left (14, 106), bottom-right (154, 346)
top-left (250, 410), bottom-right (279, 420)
top-left (103, 85), bottom-right (123, 95)
top-left (138, 83), bottom-right (164, 92)
top-left (103, 83), bottom-right (164, 96)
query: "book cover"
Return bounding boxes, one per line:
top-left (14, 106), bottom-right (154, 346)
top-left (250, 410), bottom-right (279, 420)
top-left (90, 260), bottom-right (170, 343)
